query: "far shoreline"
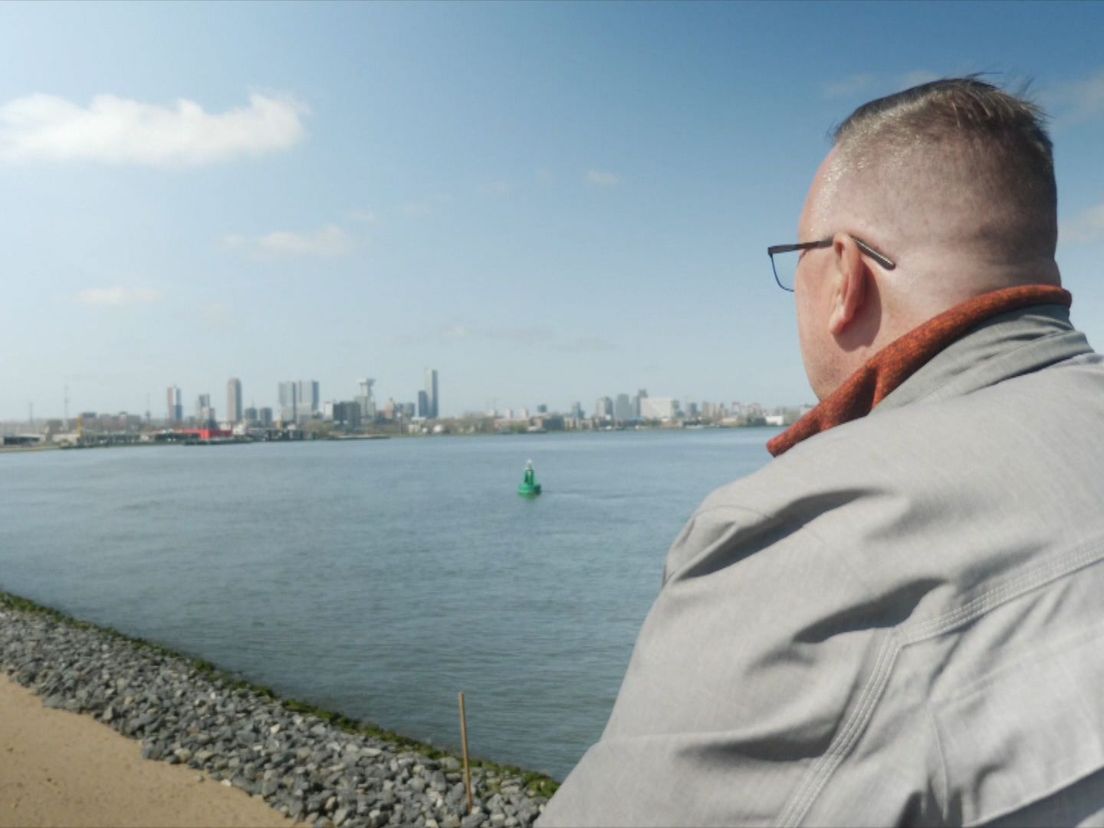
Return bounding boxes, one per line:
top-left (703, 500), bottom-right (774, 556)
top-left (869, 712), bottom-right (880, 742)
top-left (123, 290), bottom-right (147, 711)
top-left (0, 423), bottom-right (783, 456)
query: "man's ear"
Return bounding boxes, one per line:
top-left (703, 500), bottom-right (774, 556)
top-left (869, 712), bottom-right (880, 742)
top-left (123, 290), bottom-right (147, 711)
top-left (827, 234), bottom-right (868, 336)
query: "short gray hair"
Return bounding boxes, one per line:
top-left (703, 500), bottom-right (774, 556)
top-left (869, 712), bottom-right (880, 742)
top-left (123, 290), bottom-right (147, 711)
top-left (831, 77), bottom-right (1057, 260)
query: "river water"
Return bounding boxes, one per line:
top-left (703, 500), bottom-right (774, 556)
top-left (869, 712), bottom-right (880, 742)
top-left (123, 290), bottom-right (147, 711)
top-left (0, 429), bottom-right (777, 779)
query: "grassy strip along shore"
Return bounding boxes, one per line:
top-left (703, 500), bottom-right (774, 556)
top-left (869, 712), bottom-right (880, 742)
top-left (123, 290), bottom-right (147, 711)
top-left (0, 590), bottom-right (555, 828)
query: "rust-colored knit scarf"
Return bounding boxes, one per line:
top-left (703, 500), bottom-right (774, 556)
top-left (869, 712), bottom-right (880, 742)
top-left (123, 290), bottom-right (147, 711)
top-left (767, 284), bottom-right (1072, 457)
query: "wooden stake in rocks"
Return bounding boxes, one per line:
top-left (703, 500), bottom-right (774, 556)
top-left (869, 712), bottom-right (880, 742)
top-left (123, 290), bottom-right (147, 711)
top-left (458, 691), bottom-right (474, 813)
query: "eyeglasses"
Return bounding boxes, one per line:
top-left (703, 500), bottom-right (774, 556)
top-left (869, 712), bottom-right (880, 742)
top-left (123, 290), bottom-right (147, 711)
top-left (767, 236), bottom-right (896, 292)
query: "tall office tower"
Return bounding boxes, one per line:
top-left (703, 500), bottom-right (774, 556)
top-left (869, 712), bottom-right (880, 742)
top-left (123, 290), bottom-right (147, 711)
top-left (278, 381), bottom-right (297, 422)
top-left (571, 402), bottom-right (585, 420)
top-left (196, 394), bottom-right (215, 425)
top-left (166, 386), bottom-right (183, 424)
top-left (259, 407), bottom-right (274, 427)
top-left (614, 393), bottom-right (634, 422)
top-left (425, 368), bottom-right (439, 418)
top-left (226, 378), bottom-right (243, 423)
top-left (634, 388), bottom-right (648, 418)
top-left (595, 396), bottom-right (613, 420)
top-left (417, 390), bottom-right (429, 418)
top-left (356, 378), bottom-right (376, 419)
top-left (278, 380), bottom-right (319, 423)
top-left (296, 380), bottom-right (320, 416)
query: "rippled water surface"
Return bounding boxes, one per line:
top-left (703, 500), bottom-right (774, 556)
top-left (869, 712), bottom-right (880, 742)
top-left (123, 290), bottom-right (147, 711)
top-left (0, 429), bottom-right (776, 779)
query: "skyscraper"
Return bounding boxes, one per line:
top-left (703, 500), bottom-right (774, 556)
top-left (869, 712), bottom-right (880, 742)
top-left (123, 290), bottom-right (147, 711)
top-left (196, 394), bottom-right (215, 425)
top-left (356, 378), bottom-right (376, 419)
top-left (166, 385), bottom-right (182, 424)
top-left (227, 378), bottom-right (243, 424)
top-left (278, 380), bottom-right (320, 423)
top-left (300, 380), bottom-right (320, 414)
top-left (614, 393), bottom-right (634, 422)
top-left (425, 368), bottom-right (439, 419)
top-left (278, 381), bottom-right (297, 423)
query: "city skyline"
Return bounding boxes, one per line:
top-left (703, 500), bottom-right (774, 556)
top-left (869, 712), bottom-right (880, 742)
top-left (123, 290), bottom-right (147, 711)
top-left (5, 364), bottom-right (784, 429)
top-left (3, 4), bottom-right (1104, 421)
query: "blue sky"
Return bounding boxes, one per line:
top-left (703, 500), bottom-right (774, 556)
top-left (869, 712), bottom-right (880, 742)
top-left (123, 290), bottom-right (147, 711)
top-left (2, 1), bottom-right (1104, 420)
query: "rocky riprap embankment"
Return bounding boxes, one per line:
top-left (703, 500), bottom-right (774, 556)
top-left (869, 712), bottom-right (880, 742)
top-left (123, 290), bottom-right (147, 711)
top-left (0, 595), bottom-right (552, 828)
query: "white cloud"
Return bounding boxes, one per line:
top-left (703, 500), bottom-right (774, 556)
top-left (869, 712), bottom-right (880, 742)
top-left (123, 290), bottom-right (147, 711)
top-left (586, 169), bottom-right (619, 187)
top-left (823, 70), bottom-right (940, 100)
top-left (442, 324), bottom-right (471, 339)
top-left (1061, 202), bottom-right (1104, 244)
top-left (899, 70), bottom-right (941, 88)
top-left (0, 93), bottom-right (306, 167)
top-left (1045, 70), bottom-right (1104, 125)
top-left (400, 193), bottom-right (452, 218)
top-left (74, 286), bottom-right (161, 306)
top-left (554, 335), bottom-right (616, 353)
top-left (224, 225), bottom-right (352, 258)
top-left (823, 74), bottom-right (877, 99)
top-left (486, 180), bottom-right (513, 196)
top-left (348, 209), bottom-right (376, 224)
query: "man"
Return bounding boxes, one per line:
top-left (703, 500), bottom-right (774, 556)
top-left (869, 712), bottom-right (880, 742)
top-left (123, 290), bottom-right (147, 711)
top-left (539, 78), bottom-right (1104, 826)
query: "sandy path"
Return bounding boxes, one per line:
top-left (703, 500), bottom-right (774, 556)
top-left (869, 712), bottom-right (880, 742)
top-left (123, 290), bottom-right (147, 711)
top-left (0, 673), bottom-right (290, 827)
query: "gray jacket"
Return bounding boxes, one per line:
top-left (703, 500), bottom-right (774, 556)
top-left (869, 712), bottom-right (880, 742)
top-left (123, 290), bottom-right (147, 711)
top-left (540, 304), bottom-right (1104, 827)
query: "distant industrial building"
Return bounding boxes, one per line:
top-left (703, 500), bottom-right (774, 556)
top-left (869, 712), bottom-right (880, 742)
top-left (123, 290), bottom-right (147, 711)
top-left (327, 400), bottom-right (362, 430)
top-left (641, 397), bottom-right (677, 421)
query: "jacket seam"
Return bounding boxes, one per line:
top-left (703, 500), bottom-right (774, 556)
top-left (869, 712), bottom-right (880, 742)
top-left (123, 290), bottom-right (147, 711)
top-left (924, 698), bottom-right (952, 826)
top-left (894, 324), bottom-right (1087, 407)
top-left (776, 534), bottom-right (1104, 827)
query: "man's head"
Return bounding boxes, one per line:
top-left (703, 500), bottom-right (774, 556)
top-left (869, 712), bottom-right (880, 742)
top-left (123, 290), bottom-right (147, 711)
top-left (794, 77), bottom-right (1061, 400)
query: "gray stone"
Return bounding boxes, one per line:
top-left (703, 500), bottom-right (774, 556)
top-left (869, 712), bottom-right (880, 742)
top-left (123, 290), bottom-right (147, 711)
top-left (332, 807), bottom-right (350, 827)
top-left (141, 742), bottom-right (163, 761)
top-left (461, 814), bottom-right (486, 828)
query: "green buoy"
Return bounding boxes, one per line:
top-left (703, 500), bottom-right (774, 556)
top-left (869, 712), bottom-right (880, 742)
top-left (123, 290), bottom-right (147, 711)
top-left (518, 459), bottom-right (542, 497)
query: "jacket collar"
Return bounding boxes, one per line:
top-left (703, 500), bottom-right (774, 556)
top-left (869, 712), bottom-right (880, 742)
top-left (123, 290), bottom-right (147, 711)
top-left (767, 285), bottom-right (1076, 457)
